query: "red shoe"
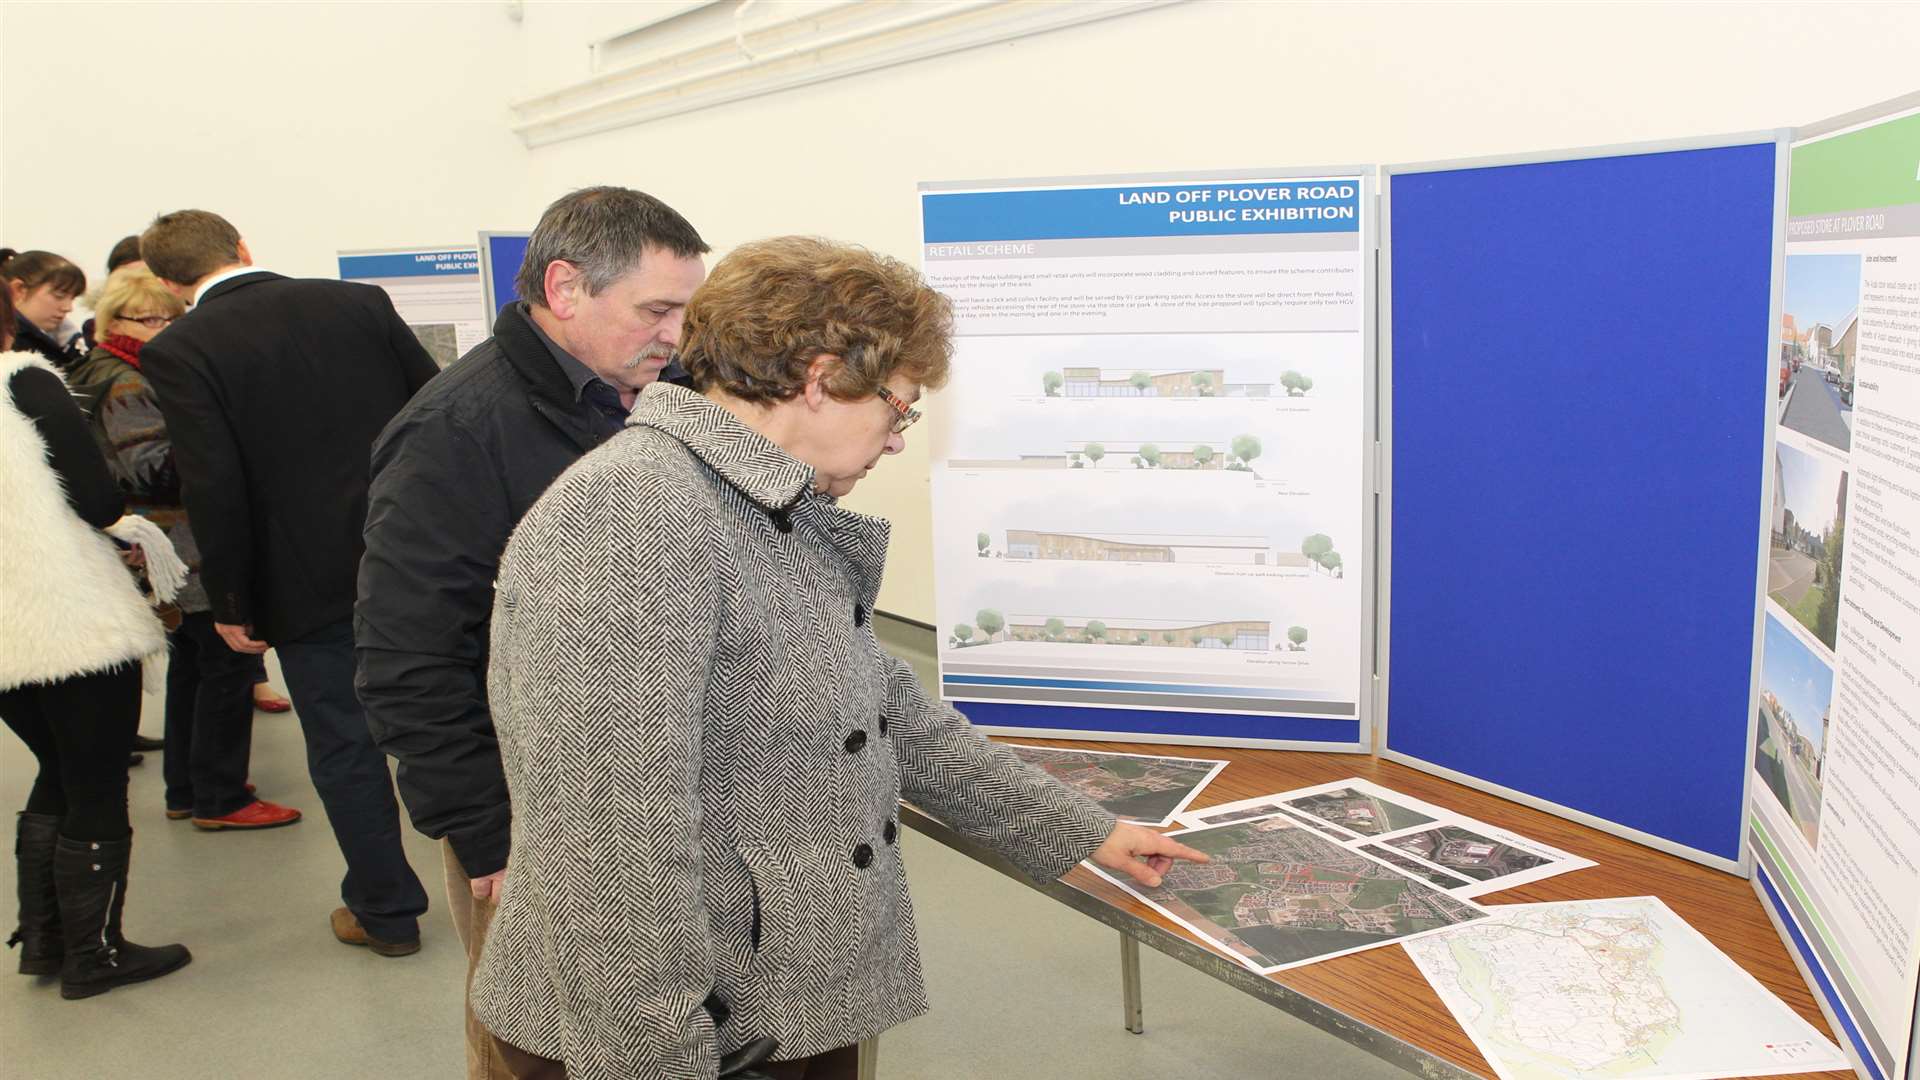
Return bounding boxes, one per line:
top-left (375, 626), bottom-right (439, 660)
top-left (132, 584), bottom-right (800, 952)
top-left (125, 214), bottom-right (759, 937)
top-left (191, 799), bottom-right (301, 831)
top-left (253, 686), bottom-right (292, 713)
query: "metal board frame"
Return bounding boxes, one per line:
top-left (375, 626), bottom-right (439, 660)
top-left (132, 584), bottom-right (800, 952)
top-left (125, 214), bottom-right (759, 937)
top-left (1375, 129), bottom-right (1791, 875)
top-left (925, 164), bottom-right (1380, 753)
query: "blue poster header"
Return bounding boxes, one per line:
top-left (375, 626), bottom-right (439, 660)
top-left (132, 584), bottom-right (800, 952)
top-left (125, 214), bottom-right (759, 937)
top-left (338, 249), bottom-right (480, 280)
top-left (922, 180), bottom-right (1360, 243)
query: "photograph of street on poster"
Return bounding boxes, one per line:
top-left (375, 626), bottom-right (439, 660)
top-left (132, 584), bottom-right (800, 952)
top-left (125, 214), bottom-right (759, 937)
top-left (1767, 441), bottom-right (1847, 652)
top-left (1778, 254), bottom-right (1860, 453)
top-left (1753, 614), bottom-right (1834, 851)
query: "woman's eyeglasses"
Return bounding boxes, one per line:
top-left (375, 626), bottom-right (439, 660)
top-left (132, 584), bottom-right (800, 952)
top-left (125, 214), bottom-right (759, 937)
top-left (117, 314), bottom-right (176, 329)
top-left (874, 386), bottom-right (921, 434)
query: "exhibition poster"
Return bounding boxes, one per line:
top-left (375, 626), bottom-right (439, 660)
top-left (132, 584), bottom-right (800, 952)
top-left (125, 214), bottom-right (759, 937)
top-left (1176, 778), bottom-right (1593, 898)
top-left (1003, 743), bottom-right (1226, 827)
top-left (1405, 897), bottom-right (1848, 1080)
top-left (1087, 810), bottom-right (1486, 975)
top-left (337, 247), bottom-right (487, 367)
top-left (1749, 101), bottom-right (1920, 1080)
top-left (920, 170), bottom-right (1369, 731)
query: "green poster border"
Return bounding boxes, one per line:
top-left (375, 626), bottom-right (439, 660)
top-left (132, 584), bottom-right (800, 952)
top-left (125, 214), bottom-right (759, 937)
top-left (1790, 110), bottom-right (1920, 216)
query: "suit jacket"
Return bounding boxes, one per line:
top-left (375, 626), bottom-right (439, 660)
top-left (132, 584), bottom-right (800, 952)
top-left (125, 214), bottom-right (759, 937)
top-left (140, 272), bottom-right (437, 642)
top-left (357, 302), bottom-right (691, 879)
top-left (471, 383), bottom-right (1116, 1079)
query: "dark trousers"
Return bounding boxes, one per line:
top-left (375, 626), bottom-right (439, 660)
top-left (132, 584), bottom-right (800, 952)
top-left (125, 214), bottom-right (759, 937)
top-left (487, 1039), bottom-right (857, 1080)
top-left (275, 620), bottom-right (427, 942)
top-left (0, 663), bottom-right (141, 841)
top-left (163, 613), bottom-right (257, 818)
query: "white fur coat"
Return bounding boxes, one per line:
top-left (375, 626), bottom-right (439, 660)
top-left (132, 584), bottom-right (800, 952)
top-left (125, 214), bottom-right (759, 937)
top-left (0, 349), bottom-right (166, 692)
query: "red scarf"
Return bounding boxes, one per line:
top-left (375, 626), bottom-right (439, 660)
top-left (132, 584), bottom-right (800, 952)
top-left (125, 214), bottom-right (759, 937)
top-left (100, 333), bottom-right (145, 370)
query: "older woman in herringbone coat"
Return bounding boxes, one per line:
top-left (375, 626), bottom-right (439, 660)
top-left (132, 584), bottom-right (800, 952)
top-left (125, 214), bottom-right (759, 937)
top-left (473, 237), bottom-right (1206, 1080)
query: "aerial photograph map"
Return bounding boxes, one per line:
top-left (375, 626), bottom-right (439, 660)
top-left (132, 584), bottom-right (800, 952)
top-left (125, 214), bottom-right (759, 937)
top-left (1004, 743), bottom-right (1226, 826)
top-left (1382, 825), bottom-right (1549, 883)
top-left (1287, 785), bottom-right (1436, 836)
top-left (1404, 897), bottom-right (1847, 1080)
top-left (1095, 814), bottom-right (1487, 973)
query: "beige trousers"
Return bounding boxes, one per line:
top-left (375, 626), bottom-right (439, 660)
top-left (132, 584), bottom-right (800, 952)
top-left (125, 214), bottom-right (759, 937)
top-left (444, 840), bottom-right (516, 1080)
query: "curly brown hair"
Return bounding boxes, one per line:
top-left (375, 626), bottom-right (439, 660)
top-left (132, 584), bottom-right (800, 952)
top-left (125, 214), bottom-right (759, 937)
top-left (679, 236), bottom-right (952, 403)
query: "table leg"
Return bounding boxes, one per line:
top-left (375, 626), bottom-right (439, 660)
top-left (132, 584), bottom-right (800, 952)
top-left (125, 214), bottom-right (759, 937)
top-left (1120, 932), bottom-right (1144, 1034)
top-left (857, 1035), bottom-right (878, 1079)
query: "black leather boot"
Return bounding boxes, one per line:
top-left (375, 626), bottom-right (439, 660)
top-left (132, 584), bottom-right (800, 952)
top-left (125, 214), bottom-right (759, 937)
top-left (52, 834), bottom-right (191, 999)
top-left (8, 812), bottom-right (62, 975)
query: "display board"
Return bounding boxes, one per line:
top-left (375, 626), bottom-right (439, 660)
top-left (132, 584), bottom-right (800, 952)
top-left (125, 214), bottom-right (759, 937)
top-left (1380, 134), bottom-right (1786, 871)
top-left (921, 167), bottom-right (1374, 749)
top-left (478, 231), bottom-right (531, 316)
top-left (1749, 93), bottom-right (1920, 1080)
top-left (336, 246), bottom-right (486, 366)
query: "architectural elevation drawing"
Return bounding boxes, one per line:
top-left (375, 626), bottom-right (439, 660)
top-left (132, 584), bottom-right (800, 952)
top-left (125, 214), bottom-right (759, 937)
top-left (1050, 366), bottom-right (1286, 399)
top-left (1092, 814), bottom-right (1488, 974)
top-left (1001, 530), bottom-right (1284, 567)
top-left (1004, 744), bottom-right (1226, 827)
top-left (978, 615), bottom-right (1272, 651)
top-left (949, 437), bottom-right (1266, 474)
top-left (923, 220), bottom-right (1370, 728)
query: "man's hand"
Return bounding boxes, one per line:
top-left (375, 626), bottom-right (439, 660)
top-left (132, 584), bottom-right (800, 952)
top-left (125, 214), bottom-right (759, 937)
top-left (215, 622), bottom-right (270, 654)
top-left (470, 869), bottom-right (507, 902)
top-left (1090, 822), bottom-right (1209, 888)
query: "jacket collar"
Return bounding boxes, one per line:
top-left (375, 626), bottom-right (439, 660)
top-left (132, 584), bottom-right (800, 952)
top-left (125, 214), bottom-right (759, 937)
top-left (627, 382), bottom-right (815, 512)
top-left (196, 269), bottom-right (280, 306)
top-left (494, 302), bottom-right (579, 409)
top-left (630, 382), bottom-right (893, 608)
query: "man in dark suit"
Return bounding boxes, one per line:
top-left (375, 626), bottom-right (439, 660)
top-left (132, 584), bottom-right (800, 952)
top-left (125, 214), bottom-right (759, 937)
top-left (140, 210), bottom-right (435, 955)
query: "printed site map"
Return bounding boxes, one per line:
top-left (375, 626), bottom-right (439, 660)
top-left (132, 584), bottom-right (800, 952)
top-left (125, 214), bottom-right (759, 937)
top-left (1005, 744), bottom-right (1225, 826)
top-left (1093, 813), bottom-right (1487, 973)
top-left (1403, 897), bottom-right (1847, 1080)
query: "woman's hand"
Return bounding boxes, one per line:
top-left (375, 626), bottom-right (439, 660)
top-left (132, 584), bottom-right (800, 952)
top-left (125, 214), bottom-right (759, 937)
top-left (120, 544), bottom-right (146, 568)
top-left (1089, 822), bottom-right (1209, 888)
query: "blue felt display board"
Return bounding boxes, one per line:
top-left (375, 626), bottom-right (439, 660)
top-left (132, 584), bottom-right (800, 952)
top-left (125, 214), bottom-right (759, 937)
top-left (1384, 142), bottom-right (1778, 864)
top-left (479, 232), bottom-right (530, 316)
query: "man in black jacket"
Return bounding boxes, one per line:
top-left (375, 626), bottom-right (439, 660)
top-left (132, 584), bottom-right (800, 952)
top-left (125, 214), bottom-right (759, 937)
top-left (139, 210), bottom-right (436, 953)
top-left (354, 186), bottom-right (706, 1076)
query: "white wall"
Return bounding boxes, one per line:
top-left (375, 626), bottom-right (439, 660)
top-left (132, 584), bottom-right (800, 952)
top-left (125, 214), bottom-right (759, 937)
top-left (6, 0), bottom-right (1917, 623)
top-left (0, 2), bottom-right (531, 282)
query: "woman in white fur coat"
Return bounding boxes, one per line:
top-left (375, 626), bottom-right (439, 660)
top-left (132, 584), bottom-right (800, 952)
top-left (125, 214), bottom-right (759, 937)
top-left (0, 282), bottom-right (191, 1000)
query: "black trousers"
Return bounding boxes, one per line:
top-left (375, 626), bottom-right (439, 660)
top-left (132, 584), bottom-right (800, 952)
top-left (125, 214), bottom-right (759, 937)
top-left (275, 620), bottom-right (427, 942)
top-left (163, 612), bottom-right (257, 818)
top-left (0, 662), bottom-right (141, 840)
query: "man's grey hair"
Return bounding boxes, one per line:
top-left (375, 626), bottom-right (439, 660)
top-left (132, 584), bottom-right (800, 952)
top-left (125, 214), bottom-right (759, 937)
top-left (516, 186), bottom-right (709, 309)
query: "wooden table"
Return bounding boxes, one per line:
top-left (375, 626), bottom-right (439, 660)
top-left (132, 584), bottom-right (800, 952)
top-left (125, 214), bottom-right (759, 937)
top-left (901, 737), bottom-right (1852, 1080)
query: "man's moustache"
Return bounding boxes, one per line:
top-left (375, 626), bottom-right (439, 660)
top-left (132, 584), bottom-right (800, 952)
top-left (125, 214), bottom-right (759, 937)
top-left (623, 347), bottom-right (675, 371)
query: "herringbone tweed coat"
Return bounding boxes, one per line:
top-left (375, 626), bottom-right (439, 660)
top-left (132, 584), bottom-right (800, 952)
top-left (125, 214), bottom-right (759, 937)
top-left (472, 383), bottom-right (1116, 1078)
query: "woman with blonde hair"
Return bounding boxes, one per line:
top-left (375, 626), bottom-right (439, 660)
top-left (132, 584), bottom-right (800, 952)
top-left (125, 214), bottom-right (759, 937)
top-left (73, 270), bottom-right (302, 832)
